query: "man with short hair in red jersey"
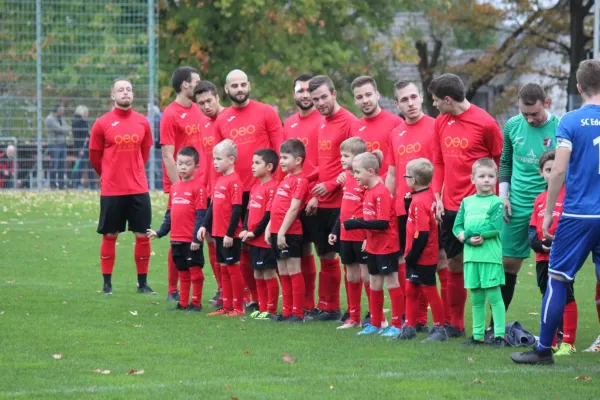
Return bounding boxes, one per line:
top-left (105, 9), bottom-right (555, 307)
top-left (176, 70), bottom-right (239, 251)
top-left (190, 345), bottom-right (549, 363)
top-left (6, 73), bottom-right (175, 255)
top-left (386, 80), bottom-right (451, 330)
top-left (193, 80), bottom-right (227, 308)
top-left (160, 66), bottom-right (202, 302)
top-left (215, 69), bottom-right (284, 312)
top-left (428, 73), bottom-right (503, 338)
top-left (306, 75), bottom-right (358, 321)
top-left (89, 78), bottom-right (155, 295)
top-left (349, 75), bottom-right (403, 323)
top-left (283, 73), bottom-right (323, 313)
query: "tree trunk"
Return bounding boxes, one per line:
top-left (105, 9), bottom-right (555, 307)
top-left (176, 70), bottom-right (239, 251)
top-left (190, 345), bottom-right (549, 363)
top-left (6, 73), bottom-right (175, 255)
top-left (567, 0), bottom-right (592, 110)
top-left (416, 38), bottom-right (442, 117)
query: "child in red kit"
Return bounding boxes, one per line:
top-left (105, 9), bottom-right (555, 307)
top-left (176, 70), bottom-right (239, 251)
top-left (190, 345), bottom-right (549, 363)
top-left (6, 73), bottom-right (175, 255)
top-left (240, 149), bottom-right (280, 320)
top-left (198, 139), bottom-right (245, 317)
top-left (147, 146), bottom-right (206, 311)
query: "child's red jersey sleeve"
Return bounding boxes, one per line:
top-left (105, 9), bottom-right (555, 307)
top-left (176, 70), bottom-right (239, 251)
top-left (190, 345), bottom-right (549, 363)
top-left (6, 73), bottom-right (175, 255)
top-left (230, 178), bottom-right (243, 205)
top-left (375, 189), bottom-right (392, 220)
top-left (159, 113), bottom-right (176, 146)
top-left (292, 177), bottom-right (309, 201)
top-left (195, 186), bottom-right (208, 210)
top-left (412, 198), bottom-right (432, 232)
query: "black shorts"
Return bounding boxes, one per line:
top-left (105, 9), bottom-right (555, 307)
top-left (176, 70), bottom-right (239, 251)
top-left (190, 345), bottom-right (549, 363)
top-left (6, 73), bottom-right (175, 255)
top-left (536, 261), bottom-right (575, 303)
top-left (313, 207), bottom-right (340, 256)
top-left (214, 237), bottom-right (242, 265)
top-left (97, 193), bottom-right (151, 234)
top-left (439, 210), bottom-right (463, 259)
top-left (250, 245), bottom-right (277, 270)
top-left (397, 215), bottom-right (408, 255)
top-left (340, 240), bottom-right (367, 265)
top-left (367, 252), bottom-right (399, 276)
top-left (406, 263), bottom-right (437, 286)
top-left (300, 211), bottom-right (317, 244)
top-left (171, 242), bottom-right (204, 271)
top-left (270, 233), bottom-right (303, 260)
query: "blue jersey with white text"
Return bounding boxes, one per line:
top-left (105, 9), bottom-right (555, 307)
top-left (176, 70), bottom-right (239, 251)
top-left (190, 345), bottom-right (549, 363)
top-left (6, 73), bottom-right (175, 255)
top-left (557, 104), bottom-right (600, 216)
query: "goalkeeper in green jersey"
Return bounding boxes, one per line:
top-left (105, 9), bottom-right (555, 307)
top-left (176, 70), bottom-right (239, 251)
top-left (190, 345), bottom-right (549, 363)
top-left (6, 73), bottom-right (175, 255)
top-left (498, 83), bottom-right (558, 319)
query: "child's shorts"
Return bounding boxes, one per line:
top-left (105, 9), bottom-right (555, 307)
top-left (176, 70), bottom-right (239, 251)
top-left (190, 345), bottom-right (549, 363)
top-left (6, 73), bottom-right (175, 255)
top-left (464, 261), bottom-right (504, 289)
top-left (250, 245), bottom-right (277, 270)
top-left (367, 252), bottom-right (399, 276)
top-left (270, 233), bottom-right (303, 260)
top-left (171, 242), bottom-right (204, 270)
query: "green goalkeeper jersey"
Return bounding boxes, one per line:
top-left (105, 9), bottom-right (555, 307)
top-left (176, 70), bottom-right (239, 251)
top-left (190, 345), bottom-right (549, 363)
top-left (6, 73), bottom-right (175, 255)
top-left (499, 114), bottom-right (558, 215)
top-left (453, 194), bottom-right (504, 265)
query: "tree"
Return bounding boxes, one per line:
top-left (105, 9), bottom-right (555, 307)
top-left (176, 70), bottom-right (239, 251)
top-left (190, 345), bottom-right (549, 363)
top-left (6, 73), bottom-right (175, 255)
top-left (159, 0), bottom-right (407, 112)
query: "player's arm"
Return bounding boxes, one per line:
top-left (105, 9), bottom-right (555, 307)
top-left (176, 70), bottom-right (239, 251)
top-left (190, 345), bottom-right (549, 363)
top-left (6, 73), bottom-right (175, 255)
top-left (331, 217), bottom-right (341, 238)
top-left (485, 119), bottom-right (504, 172)
top-left (385, 165), bottom-right (396, 195)
top-left (464, 200), bottom-right (504, 239)
top-left (431, 122), bottom-right (445, 214)
top-left (528, 225), bottom-right (547, 253)
top-left (153, 210), bottom-right (171, 238)
top-left (251, 211), bottom-right (271, 238)
top-left (226, 205), bottom-right (243, 238)
top-left (160, 115), bottom-right (179, 184)
top-left (405, 203), bottom-right (430, 266)
top-left (544, 145), bottom-right (570, 227)
top-left (266, 108), bottom-right (284, 153)
top-left (201, 202), bottom-right (213, 230)
top-left (88, 121), bottom-right (105, 176)
top-left (193, 189), bottom-right (208, 244)
top-left (452, 201), bottom-right (466, 242)
top-left (498, 122), bottom-right (513, 199)
top-left (343, 218), bottom-right (388, 231)
top-left (141, 120), bottom-right (153, 165)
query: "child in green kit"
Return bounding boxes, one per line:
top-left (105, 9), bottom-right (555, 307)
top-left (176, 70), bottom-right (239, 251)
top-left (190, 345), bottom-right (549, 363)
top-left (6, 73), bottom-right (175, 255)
top-left (453, 158), bottom-right (506, 348)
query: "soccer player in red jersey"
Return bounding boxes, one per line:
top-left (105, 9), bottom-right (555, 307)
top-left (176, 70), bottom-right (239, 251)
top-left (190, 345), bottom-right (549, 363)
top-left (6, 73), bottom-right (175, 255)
top-left (89, 78), bottom-right (154, 295)
top-left (160, 66), bottom-right (202, 303)
top-left (147, 146), bottom-right (207, 311)
top-left (386, 80), bottom-right (451, 329)
top-left (240, 149), bottom-right (280, 320)
top-left (307, 75), bottom-right (358, 321)
top-left (343, 152), bottom-right (405, 336)
top-left (428, 73), bottom-right (503, 338)
top-left (266, 139), bottom-right (310, 322)
top-left (400, 158), bottom-right (447, 342)
top-left (329, 138), bottom-right (370, 329)
top-left (215, 69), bottom-right (284, 310)
top-left (193, 80), bottom-right (227, 307)
top-left (198, 139), bottom-right (245, 317)
top-left (283, 74), bottom-right (322, 312)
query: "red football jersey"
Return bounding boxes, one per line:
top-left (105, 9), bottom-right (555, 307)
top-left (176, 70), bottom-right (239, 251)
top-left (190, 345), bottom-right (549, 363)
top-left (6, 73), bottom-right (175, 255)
top-left (530, 186), bottom-right (566, 262)
top-left (432, 105), bottom-right (503, 211)
top-left (167, 179), bottom-right (208, 242)
top-left (215, 100), bottom-right (284, 191)
top-left (283, 109), bottom-right (322, 179)
top-left (211, 171), bottom-right (243, 238)
top-left (199, 110), bottom-right (227, 196)
top-left (269, 173), bottom-right (309, 235)
top-left (316, 107), bottom-right (358, 208)
top-left (388, 115), bottom-right (437, 216)
top-left (405, 188), bottom-right (439, 265)
top-left (351, 109), bottom-right (403, 178)
top-left (160, 101), bottom-right (205, 193)
top-left (89, 107), bottom-right (153, 196)
top-left (339, 170), bottom-right (366, 242)
top-left (246, 179), bottom-right (278, 248)
top-left (362, 182), bottom-right (400, 255)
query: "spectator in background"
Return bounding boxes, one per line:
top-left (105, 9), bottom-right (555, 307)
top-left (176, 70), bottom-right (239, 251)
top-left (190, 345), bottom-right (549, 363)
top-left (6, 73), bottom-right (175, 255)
top-left (45, 104), bottom-right (70, 189)
top-left (0, 144), bottom-right (17, 189)
top-left (72, 105), bottom-right (96, 189)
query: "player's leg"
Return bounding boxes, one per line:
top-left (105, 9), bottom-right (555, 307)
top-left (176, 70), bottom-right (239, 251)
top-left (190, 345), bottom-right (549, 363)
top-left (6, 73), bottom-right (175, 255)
top-left (500, 211), bottom-right (531, 311)
top-left (127, 193), bottom-right (155, 294)
top-left (338, 241), bottom-right (361, 329)
top-left (358, 261), bottom-right (384, 335)
top-left (208, 238), bottom-right (232, 316)
top-left (555, 283), bottom-right (577, 355)
top-left (186, 242), bottom-right (205, 311)
top-left (239, 191), bottom-right (256, 307)
top-left (97, 195), bottom-right (127, 294)
top-left (223, 238), bottom-right (244, 316)
top-left (285, 235), bottom-right (305, 322)
top-left (360, 263), bottom-right (371, 327)
top-left (300, 212), bottom-right (317, 312)
top-left (381, 255), bottom-right (404, 338)
top-left (169, 244), bottom-right (190, 310)
top-left (206, 233), bottom-right (221, 307)
top-left (420, 265), bottom-right (448, 342)
top-left (250, 246), bottom-right (267, 316)
top-left (441, 211), bottom-right (466, 337)
top-left (273, 233), bottom-right (292, 320)
top-left (461, 262), bottom-right (485, 345)
top-left (314, 208), bottom-right (342, 321)
top-left (437, 248), bottom-right (451, 326)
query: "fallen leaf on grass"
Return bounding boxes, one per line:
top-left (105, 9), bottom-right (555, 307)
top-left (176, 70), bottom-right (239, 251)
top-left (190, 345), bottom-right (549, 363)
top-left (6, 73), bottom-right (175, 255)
top-left (574, 376), bottom-right (592, 381)
top-left (62, 301), bottom-right (67, 305)
top-left (115, 342), bottom-right (126, 345)
top-left (467, 357), bottom-right (474, 362)
top-left (205, 346), bottom-right (213, 350)
top-left (232, 398), bottom-right (239, 400)
top-left (473, 378), bottom-right (484, 384)
top-left (329, 385), bottom-right (334, 390)
top-left (242, 350), bottom-right (250, 355)
top-left (131, 324), bottom-right (143, 328)
top-left (382, 308), bottom-right (390, 313)
top-left (152, 301), bottom-right (160, 305)
top-left (6, 280), bottom-right (15, 284)
top-left (225, 384), bottom-right (230, 391)
top-left (128, 369), bottom-right (144, 375)
top-left (528, 312), bottom-right (540, 316)
top-left (282, 353), bottom-right (295, 364)
top-left (88, 386), bottom-right (98, 392)
top-left (93, 369), bottom-right (111, 375)
top-left (52, 353), bottom-right (63, 359)
top-left (129, 311), bottom-right (138, 316)
top-left (0, 311), bottom-right (4, 315)
top-left (527, 272), bottom-right (534, 276)
top-left (199, 330), bottom-right (205, 335)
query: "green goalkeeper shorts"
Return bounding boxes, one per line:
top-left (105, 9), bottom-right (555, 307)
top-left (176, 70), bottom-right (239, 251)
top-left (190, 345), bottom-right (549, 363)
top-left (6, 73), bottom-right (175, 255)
top-left (501, 209), bottom-right (532, 259)
top-left (464, 262), bottom-right (505, 289)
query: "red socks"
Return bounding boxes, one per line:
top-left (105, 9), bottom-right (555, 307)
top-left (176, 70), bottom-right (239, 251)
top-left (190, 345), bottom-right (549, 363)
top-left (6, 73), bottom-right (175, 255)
top-left (221, 266), bottom-right (233, 311)
top-left (167, 247), bottom-right (178, 294)
top-left (100, 235), bottom-right (117, 274)
top-left (319, 259), bottom-right (341, 311)
top-left (266, 277), bottom-right (280, 315)
top-left (134, 237), bottom-right (151, 275)
top-left (189, 266), bottom-right (204, 307)
top-left (207, 241), bottom-right (221, 289)
top-left (370, 289), bottom-right (384, 328)
top-left (290, 272), bottom-right (306, 318)
top-left (280, 274), bottom-right (293, 318)
top-left (228, 265), bottom-right (245, 312)
top-left (256, 278), bottom-right (267, 312)
top-left (562, 301), bottom-right (578, 346)
top-left (364, 282), bottom-right (371, 303)
top-left (179, 270), bottom-right (191, 308)
top-left (405, 281), bottom-right (420, 328)
top-left (421, 285), bottom-right (444, 327)
top-left (448, 270), bottom-right (466, 330)
top-left (417, 286), bottom-right (429, 326)
top-left (596, 283), bottom-right (600, 323)
top-left (437, 268), bottom-right (451, 325)
top-left (344, 265), bottom-right (350, 310)
top-left (301, 255), bottom-right (317, 310)
top-left (398, 263), bottom-right (406, 292)
top-left (348, 281), bottom-right (362, 323)
top-left (388, 286), bottom-right (405, 329)
top-left (240, 249), bottom-right (256, 303)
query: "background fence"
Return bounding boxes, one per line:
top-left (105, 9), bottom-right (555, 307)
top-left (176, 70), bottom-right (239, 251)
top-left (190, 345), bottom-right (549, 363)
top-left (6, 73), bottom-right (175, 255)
top-left (0, 0), bottom-right (159, 190)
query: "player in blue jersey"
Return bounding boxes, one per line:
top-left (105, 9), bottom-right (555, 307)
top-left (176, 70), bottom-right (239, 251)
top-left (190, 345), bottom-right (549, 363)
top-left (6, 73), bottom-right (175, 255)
top-left (511, 60), bottom-right (600, 365)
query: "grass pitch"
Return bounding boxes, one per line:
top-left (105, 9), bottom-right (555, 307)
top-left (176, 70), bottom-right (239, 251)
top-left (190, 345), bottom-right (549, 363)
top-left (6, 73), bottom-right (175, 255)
top-left (1, 191), bottom-right (599, 399)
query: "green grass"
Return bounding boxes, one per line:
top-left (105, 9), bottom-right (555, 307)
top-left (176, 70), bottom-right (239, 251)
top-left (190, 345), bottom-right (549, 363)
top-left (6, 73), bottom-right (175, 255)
top-left (1, 191), bottom-right (599, 400)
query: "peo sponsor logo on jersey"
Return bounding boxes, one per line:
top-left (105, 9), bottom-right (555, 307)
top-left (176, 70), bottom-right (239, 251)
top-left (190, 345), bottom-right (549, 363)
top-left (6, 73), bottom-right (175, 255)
top-left (581, 118), bottom-right (600, 126)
